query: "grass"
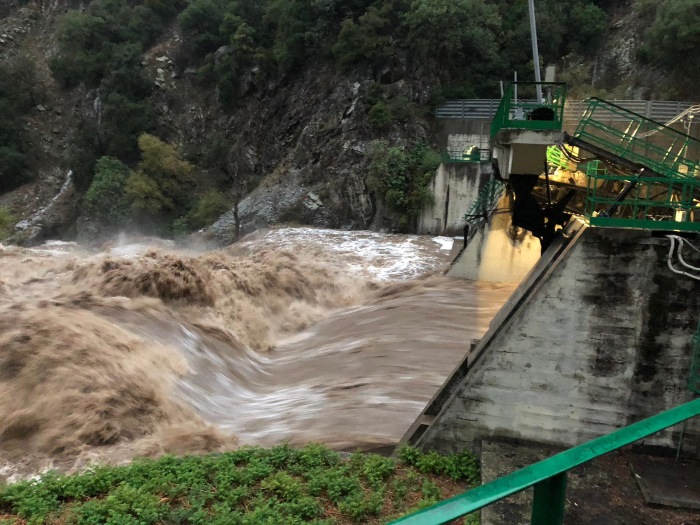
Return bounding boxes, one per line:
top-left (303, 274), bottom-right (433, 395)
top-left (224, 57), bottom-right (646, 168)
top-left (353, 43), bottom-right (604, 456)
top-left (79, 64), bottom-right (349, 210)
top-left (0, 444), bottom-right (481, 525)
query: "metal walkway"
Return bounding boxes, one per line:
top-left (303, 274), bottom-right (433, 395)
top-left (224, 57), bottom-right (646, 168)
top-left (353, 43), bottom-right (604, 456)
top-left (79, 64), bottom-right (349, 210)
top-left (437, 99), bottom-right (699, 126)
top-left (570, 98), bottom-right (700, 179)
top-left (563, 98), bottom-right (700, 231)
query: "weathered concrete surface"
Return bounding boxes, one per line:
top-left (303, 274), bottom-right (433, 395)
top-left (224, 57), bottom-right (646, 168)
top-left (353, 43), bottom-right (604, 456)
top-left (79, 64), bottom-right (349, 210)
top-left (447, 195), bottom-right (541, 283)
top-left (417, 163), bottom-right (489, 236)
top-left (630, 454), bottom-right (700, 510)
top-left (480, 440), bottom-right (700, 525)
top-left (437, 119), bottom-right (491, 150)
top-left (401, 221), bottom-right (585, 447)
top-left (411, 228), bottom-right (700, 454)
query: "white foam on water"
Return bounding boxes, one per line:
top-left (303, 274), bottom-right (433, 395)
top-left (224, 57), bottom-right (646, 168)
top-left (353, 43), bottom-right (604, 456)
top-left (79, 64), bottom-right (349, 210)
top-left (432, 236), bottom-right (454, 251)
top-left (247, 227), bottom-right (452, 281)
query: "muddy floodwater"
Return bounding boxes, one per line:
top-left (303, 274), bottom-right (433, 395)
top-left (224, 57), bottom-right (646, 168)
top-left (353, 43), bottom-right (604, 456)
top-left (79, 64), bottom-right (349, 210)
top-left (0, 228), bottom-right (515, 481)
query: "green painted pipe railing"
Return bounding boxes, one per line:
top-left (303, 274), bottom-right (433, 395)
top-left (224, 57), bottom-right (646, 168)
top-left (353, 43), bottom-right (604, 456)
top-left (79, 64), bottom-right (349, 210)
top-left (463, 177), bottom-right (505, 228)
top-left (490, 82), bottom-right (567, 138)
top-left (574, 97), bottom-right (700, 180)
top-left (389, 397), bottom-right (700, 525)
top-left (442, 148), bottom-right (491, 164)
top-left (584, 160), bottom-right (700, 232)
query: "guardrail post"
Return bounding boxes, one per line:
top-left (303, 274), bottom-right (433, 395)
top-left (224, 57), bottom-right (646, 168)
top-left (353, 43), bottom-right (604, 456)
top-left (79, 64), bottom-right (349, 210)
top-left (530, 472), bottom-right (567, 525)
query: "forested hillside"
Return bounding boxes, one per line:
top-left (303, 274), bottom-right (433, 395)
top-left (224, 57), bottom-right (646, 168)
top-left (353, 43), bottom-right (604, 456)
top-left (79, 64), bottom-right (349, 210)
top-left (0, 0), bottom-right (696, 243)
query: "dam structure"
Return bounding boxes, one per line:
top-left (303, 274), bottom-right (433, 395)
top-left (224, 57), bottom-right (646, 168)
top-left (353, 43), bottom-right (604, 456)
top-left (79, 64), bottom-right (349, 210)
top-left (397, 82), bottom-right (700, 523)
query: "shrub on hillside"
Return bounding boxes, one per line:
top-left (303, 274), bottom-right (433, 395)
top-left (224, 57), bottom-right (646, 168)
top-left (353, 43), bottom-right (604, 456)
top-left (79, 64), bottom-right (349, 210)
top-left (0, 57), bottom-right (38, 193)
top-left (0, 147), bottom-right (29, 193)
top-left (101, 94), bottom-right (154, 161)
top-left (0, 206), bottom-right (14, 240)
top-left (84, 157), bottom-right (131, 225)
top-left (124, 134), bottom-right (194, 217)
top-left (368, 101), bottom-right (393, 131)
top-left (177, 0), bottom-right (227, 56)
top-left (190, 190), bottom-right (231, 228)
top-left (125, 171), bottom-right (172, 214)
top-left (367, 141), bottom-right (439, 230)
top-left (402, 0), bottom-right (500, 71)
top-left (332, 4), bottom-right (393, 68)
top-left (174, 190), bottom-right (232, 235)
top-left (641, 0), bottom-right (700, 81)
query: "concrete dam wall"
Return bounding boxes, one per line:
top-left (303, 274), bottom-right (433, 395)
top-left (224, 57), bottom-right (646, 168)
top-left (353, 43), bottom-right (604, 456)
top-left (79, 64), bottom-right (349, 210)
top-left (404, 228), bottom-right (700, 454)
top-left (418, 163), bottom-right (490, 236)
top-left (447, 193), bottom-right (541, 283)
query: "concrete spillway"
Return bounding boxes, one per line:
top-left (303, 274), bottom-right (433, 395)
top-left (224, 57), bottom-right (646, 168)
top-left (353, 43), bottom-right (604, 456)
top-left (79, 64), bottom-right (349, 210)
top-left (447, 193), bottom-right (541, 283)
top-left (403, 225), bottom-right (700, 455)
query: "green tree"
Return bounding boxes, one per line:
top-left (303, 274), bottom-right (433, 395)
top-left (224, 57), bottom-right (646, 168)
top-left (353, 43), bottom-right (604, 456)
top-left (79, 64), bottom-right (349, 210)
top-left (0, 146), bottom-right (28, 193)
top-left (0, 57), bottom-right (38, 192)
top-left (402, 0), bottom-right (501, 77)
top-left (367, 141), bottom-right (439, 230)
top-left (84, 157), bottom-right (130, 224)
top-left (643, 0), bottom-right (700, 81)
top-left (136, 134), bottom-right (193, 188)
top-left (101, 42), bottom-right (152, 99)
top-left (567, 2), bottom-right (607, 54)
top-left (49, 11), bottom-right (108, 87)
top-left (0, 207), bottom-right (14, 240)
top-left (200, 135), bottom-right (255, 240)
top-left (65, 119), bottom-right (103, 192)
top-left (124, 134), bottom-right (194, 216)
top-left (368, 101), bottom-right (393, 131)
top-left (332, 3), bottom-right (394, 67)
top-left (177, 0), bottom-right (227, 55)
top-left (101, 93), bottom-right (154, 160)
top-left (188, 190), bottom-right (232, 229)
top-left (125, 171), bottom-right (172, 214)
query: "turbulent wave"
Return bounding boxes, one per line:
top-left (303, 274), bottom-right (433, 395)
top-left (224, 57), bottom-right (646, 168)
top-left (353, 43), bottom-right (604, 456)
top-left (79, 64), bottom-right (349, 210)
top-left (0, 228), bottom-right (513, 480)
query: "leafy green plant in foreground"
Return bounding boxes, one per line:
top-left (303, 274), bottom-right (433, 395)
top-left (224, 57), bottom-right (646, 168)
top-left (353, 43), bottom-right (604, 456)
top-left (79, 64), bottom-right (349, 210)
top-left (0, 444), bottom-right (480, 524)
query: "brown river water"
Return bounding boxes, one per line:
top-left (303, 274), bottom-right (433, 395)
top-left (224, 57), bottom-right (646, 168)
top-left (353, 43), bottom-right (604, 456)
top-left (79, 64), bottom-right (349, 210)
top-left (0, 228), bottom-right (515, 481)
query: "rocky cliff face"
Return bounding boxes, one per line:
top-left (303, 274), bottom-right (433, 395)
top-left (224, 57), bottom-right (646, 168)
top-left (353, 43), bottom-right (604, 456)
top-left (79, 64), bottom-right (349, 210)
top-left (0, 0), bottom-right (690, 244)
top-left (0, 1), bottom-right (438, 244)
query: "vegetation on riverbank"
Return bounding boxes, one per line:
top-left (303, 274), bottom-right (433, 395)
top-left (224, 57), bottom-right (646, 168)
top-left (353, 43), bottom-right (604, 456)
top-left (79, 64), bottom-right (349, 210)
top-left (0, 444), bottom-right (480, 524)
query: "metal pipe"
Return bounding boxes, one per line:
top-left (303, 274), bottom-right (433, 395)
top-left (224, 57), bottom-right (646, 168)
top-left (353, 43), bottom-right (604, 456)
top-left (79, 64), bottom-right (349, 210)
top-left (528, 0), bottom-right (543, 103)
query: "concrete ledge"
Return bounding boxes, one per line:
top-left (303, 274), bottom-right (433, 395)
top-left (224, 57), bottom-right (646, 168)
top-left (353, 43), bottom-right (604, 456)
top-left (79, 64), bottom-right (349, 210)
top-left (630, 454), bottom-right (700, 510)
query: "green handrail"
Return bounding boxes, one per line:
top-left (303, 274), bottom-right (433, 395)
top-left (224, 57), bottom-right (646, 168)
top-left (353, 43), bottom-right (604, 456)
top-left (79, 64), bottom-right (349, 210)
top-left (574, 98), bottom-right (700, 180)
top-left (490, 82), bottom-right (567, 138)
top-left (442, 147), bottom-right (490, 164)
top-left (390, 397), bottom-right (700, 525)
top-left (584, 159), bottom-right (700, 232)
top-left (463, 177), bottom-right (505, 227)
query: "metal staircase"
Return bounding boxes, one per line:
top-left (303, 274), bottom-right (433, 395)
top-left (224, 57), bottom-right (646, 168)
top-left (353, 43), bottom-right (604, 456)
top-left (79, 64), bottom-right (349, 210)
top-left (563, 98), bottom-right (700, 232)
top-left (571, 98), bottom-right (699, 179)
top-left (463, 177), bottom-right (505, 231)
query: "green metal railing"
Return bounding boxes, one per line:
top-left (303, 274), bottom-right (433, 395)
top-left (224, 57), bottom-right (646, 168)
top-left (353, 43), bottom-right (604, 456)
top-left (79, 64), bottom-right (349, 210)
top-left (443, 147), bottom-right (491, 164)
top-left (490, 82), bottom-right (567, 138)
top-left (584, 160), bottom-right (700, 232)
top-left (690, 321), bottom-right (700, 395)
top-left (546, 145), bottom-right (576, 171)
top-left (574, 98), bottom-right (700, 180)
top-left (464, 177), bottom-right (505, 227)
top-left (390, 398), bottom-right (700, 525)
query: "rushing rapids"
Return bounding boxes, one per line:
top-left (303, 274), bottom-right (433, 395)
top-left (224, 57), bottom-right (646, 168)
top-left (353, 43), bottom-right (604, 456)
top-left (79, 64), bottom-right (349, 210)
top-left (0, 228), bottom-right (515, 481)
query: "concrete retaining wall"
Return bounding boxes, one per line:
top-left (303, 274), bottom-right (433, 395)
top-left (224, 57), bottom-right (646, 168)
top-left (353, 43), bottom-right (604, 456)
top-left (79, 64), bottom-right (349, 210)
top-left (418, 163), bottom-right (489, 236)
top-left (410, 228), bottom-right (700, 454)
